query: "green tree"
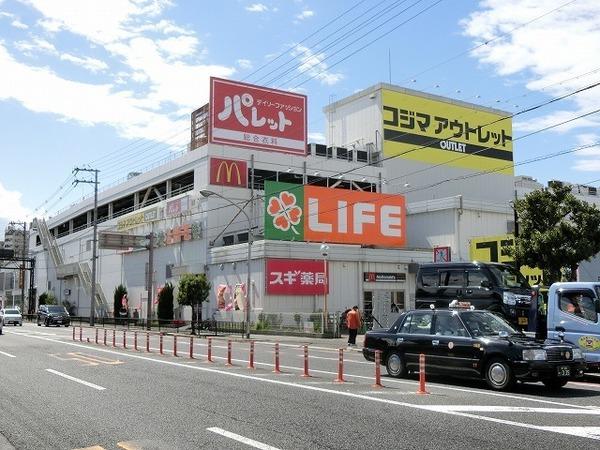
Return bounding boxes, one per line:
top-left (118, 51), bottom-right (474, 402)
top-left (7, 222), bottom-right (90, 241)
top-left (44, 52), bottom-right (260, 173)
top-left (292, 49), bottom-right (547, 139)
top-left (157, 282), bottom-right (174, 322)
top-left (513, 182), bottom-right (600, 284)
top-left (113, 284), bottom-right (128, 318)
top-left (38, 291), bottom-right (57, 305)
top-left (176, 273), bottom-right (211, 335)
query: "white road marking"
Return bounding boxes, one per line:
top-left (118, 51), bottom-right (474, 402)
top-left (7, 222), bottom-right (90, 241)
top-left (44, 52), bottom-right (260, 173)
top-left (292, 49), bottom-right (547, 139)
top-left (207, 427), bottom-right (281, 450)
top-left (0, 350), bottom-right (16, 358)
top-left (296, 354), bottom-right (371, 365)
top-left (17, 333), bottom-right (600, 442)
top-left (422, 405), bottom-right (600, 414)
top-left (45, 369), bottom-right (106, 391)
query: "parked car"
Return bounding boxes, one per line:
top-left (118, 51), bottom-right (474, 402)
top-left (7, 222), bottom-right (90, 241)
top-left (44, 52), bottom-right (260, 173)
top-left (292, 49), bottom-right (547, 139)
top-left (362, 303), bottom-right (586, 391)
top-left (37, 305), bottom-right (70, 327)
top-left (2, 308), bottom-right (22, 326)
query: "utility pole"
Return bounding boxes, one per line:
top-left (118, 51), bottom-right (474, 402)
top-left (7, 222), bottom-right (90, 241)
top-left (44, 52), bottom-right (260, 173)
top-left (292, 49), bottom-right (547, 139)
top-left (9, 221), bottom-right (27, 312)
top-left (73, 167), bottom-right (100, 326)
top-left (146, 232), bottom-right (155, 331)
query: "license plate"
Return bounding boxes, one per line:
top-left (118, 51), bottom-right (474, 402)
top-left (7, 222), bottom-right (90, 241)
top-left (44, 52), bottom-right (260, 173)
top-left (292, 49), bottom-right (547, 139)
top-left (557, 366), bottom-right (570, 377)
top-left (518, 317), bottom-right (528, 325)
top-left (56, 320), bottom-right (62, 323)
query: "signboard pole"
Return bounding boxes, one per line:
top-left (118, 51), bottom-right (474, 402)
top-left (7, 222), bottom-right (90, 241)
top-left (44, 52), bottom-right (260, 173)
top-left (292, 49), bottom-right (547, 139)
top-left (146, 233), bottom-right (154, 331)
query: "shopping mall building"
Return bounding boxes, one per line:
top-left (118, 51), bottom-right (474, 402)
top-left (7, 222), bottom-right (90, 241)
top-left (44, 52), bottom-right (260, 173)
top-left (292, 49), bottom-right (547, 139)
top-left (23, 78), bottom-right (529, 327)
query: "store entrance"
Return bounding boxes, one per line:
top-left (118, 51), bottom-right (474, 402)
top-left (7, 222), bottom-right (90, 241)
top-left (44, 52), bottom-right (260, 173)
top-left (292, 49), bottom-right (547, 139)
top-left (368, 290), bottom-right (406, 329)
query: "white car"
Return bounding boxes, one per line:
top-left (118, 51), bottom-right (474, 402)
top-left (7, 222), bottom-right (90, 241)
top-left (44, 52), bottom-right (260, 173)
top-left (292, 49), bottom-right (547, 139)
top-left (2, 308), bottom-right (22, 326)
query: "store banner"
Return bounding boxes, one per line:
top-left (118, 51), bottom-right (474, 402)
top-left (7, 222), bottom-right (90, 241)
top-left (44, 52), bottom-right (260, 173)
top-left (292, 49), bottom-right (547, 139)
top-left (209, 157), bottom-right (247, 188)
top-left (166, 196), bottom-right (190, 216)
top-left (382, 89), bottom-right (513, 175)
top-left (266, 258), bottom-right (328, 295)
top-left (209, 77), bottom-right (307, 155)
top-left (264, 181), bottom-right (406, 247)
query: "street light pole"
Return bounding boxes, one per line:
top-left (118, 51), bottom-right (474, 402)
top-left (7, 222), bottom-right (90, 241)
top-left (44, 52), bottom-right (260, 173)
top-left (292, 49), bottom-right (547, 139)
top-left (200, 190), bottom-right (253, 338)
top-left (320, 243), bottom-right (329, 333)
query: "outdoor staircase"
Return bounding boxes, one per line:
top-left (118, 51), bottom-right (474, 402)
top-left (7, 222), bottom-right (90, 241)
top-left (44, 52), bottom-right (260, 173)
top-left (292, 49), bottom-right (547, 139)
top-left (34, 218), bottom-right (109, 316)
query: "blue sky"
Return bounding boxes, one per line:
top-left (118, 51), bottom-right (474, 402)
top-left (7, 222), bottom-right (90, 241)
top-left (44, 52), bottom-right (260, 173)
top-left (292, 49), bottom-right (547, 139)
top-left (1, 0), bottom-right (599, 232)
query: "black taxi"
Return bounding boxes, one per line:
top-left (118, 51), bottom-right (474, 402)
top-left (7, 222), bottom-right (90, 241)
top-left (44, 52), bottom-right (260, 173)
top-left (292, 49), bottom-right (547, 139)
top-left (362, 303), bottom-right (586, 391)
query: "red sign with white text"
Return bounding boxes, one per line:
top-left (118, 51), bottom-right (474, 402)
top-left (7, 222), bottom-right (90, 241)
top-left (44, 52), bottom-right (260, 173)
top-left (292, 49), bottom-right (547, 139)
top-left (210, 157), bottom-right (248, 188)
top-left (210, 77), bottom-right (307, 155)
top-left (266, 259), bottom-right (328, 295)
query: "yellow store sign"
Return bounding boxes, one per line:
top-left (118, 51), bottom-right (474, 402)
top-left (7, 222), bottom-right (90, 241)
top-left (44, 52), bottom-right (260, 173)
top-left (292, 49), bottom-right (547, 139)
top-left (382, 89), bottom-right (513, 175)
top-left (469, 234), bottom-right (543, 285)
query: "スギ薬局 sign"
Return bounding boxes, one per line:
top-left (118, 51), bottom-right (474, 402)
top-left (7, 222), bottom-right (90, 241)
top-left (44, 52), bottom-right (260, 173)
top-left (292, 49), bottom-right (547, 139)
top-left (266, 259), bottom-right (328, 295)
top-left (210, 78), bottom-right (307, 155)
top-left (264, 182), bottom-right (406, 247)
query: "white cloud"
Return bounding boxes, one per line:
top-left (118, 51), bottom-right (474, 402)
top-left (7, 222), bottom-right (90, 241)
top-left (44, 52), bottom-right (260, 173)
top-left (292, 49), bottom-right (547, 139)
top-left (0, 182), bottom-right (30, 221)
top-left (60, 53), bottom-right (108, 73)
top-left (2, 0), bottom-right (235, 140)
top-left (291, 44), bottom-right (344, 86)
top-left (461, 0), bottom-right (600, 170)
top-left (572, 159), bottom-right (600, 172)
top-left (237, 58), bottom-right (252, 69)
top-left (246, 3), bottom-right (268, 13)
top-left (308, 132), bottom-right (325, 143)
top-left (11, 19), bottom-right (28, 29)
top-left (296, 10), bottom-right (314, 20)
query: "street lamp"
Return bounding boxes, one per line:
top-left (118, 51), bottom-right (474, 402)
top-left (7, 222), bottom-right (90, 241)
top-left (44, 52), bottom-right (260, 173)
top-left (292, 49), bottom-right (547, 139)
top-left (200, 189), bottom-right (253, 338)
top-left (320, 243), bottom-right (329, 333)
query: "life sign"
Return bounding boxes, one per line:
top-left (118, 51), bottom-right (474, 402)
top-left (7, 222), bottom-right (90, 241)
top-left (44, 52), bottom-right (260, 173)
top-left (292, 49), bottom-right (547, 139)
top-left (264, 181), bottom-right (406, 247)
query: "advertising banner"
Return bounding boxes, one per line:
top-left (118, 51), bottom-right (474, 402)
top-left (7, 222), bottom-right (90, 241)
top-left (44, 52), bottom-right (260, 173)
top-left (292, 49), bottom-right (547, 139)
top-left (469, 233), bottom-right (543, 285)
top-left (166, 196), bottom-right (190, 216)
top-left (264, 181), bottom-right (406, 247)
top-left (266, 258), bottom-right (328, 295)
top-left (210, 77), bottom-right (307, 155)
top-left (382, 89), bottom-right (513, 175)
top-left (209, 157), bottom-right (248, 188)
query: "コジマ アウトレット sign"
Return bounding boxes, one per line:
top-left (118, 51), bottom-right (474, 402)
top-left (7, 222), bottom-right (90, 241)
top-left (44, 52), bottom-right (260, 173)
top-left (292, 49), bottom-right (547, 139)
top-left (264, 181), bottom-right (406, 247)
top-left (210, 77), bottom-right (307, 155)
top-left (266, 259), bottom-right (328, 295)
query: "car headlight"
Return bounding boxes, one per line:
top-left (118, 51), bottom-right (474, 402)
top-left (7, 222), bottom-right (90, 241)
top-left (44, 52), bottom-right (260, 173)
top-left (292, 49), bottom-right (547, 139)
top-left (572, 348), bottom-right (583, 360)
top-left (503, 292), bottom-right (517, 306)
top-left (522, 349), bottom-right (547, 361)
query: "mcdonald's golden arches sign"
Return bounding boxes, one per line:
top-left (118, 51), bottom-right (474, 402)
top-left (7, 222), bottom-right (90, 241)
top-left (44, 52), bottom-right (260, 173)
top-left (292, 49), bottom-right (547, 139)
top-left (210, 157), bottom-right (247, 188)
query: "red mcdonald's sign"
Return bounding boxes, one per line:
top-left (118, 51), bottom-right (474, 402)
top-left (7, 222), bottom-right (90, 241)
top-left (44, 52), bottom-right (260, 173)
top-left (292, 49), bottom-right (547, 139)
top-left (210, 157), bottom-right (248, 188)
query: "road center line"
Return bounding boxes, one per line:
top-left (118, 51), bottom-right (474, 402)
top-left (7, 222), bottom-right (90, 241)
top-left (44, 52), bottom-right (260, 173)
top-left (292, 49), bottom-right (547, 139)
top-left (207, 427), bottom-right (281, 450)
top-left (45, 369), bottom-right (106, 391)
top-left (0, 350), bottom-right (16, 358)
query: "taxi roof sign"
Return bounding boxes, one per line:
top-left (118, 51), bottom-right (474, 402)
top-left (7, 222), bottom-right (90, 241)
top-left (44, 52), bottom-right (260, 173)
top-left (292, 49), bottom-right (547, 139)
top-left (449, 300), bottom-right (475, 310)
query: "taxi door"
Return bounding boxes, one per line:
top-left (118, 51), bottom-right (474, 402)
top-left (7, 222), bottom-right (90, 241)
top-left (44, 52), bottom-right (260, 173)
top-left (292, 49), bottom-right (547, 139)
top-left (429, 311), bottom-right (480, 377)
top-left (397, 311), bottom-right (435, 372)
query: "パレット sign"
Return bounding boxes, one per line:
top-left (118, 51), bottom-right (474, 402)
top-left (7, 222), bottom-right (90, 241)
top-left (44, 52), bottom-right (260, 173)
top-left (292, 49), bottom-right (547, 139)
top-left (210, 78), bottom-right (307, 155)
top-left (266, 259), bottom-right (328, 295)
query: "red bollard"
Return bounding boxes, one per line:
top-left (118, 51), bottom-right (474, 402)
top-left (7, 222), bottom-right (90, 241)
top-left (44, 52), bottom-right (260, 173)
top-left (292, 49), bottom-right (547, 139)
top-left (301, 345), bottom-right (311, 378)
top-left (207, 337), bottom-right (213, 363)
top-left (226, 339), bottom-right (233, 366)
top-left (123, 330), bottom-right (127, 349)
top-left (248, 341), bottom-right (255, 369)
top-left (146, 332), bottom-right (150, 352)
top-left (189, 336), bottom-right (194, 359)
top-left (72, 327), bottom-right (75, 341)
top-left (417, 353), bottom-right (429, 395)
top-left (334, 348), bottom-right (346, 383)
top-left (373, 350), bottom-right (383, 388)
top-left (79, 327), bottom-right (83, 342)
top-left (134, 331), bottom-right (138, 351)
top-left (95, 328), bottom-right (98, 344)
top-left (103, 329), bottom-right (107, 346)
top-left (173, 335), bottom-right (178, 357)
top-left (112, 330), bottom-right (116, 347)
top-left (159, 334), bottom-right (164, 355)
top-left (273, 342), bottom-right (281, 374)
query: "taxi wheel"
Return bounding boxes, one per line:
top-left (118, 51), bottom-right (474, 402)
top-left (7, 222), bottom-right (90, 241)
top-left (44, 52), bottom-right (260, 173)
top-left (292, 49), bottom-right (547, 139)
top-left (485, 358), bottom-right (515, 391)
top-left (542, 378), bottom-right (568, 390)
top-left (385, 352), bottom-right (407, 378)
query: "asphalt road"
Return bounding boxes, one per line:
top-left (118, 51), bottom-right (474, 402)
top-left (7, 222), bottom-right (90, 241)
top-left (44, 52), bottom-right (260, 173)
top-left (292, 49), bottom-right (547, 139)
top-left (1, 323), bottom-right (600, 449)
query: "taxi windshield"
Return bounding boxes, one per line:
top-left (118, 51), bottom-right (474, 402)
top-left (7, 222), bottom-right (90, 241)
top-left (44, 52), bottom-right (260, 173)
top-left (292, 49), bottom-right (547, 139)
top-left (461, 311), bottom-right (520, 337)
top-left (489, 265), bottom-right (529, 289)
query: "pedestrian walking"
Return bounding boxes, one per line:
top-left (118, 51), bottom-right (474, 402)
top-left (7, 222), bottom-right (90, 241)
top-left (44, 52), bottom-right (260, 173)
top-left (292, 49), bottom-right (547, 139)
top-left (346, 305), bottom-right (361, 347)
